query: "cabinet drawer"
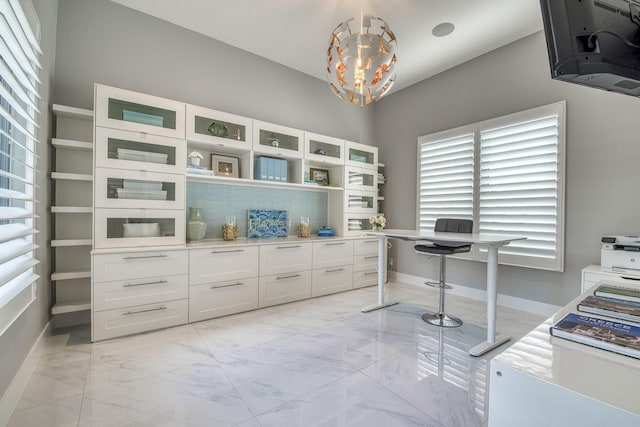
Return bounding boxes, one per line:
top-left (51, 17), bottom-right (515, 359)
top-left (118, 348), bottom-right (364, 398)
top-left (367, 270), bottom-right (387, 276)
top-left (260, 242), bottom-right (312, 276)
top-left (354, 254), bottom-right (378, 272)
top-left (353, 269), bottom-right (378, 289)
top-left (94, 208), bottom-right (186, 249)
top-left (313, 240), bottom-right (353, 269)
top-left (94, 167), bottom-right (185, 210)
top-left (95, 84), bottom-right (186, 139)
top-left (189, 277), bottom-right (259, 323)
top-left (92, 298), bottom-right (188, 342)
top-left (95, 127), bottom-right (186, 174)
top-left (312, 265), bottom-right (353, 297)
top-left (93, 274), bottom-right (188, 312)
top-left (190, 246), bottom-right (259, 285)
top-left (354, 238), bottom-right (380, 255)
top-left (259, 270), bottom-right (311, 308)
top-left (93, 250), bottom-right (188, 283)
top-left (582, 271), bottom-right (640, 293)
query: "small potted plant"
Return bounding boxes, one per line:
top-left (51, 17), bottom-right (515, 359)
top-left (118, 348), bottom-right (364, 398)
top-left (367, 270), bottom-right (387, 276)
top-left (369, 214), bottom-right (386, 232)
top-left (188, 151), bottom-right (204, 166)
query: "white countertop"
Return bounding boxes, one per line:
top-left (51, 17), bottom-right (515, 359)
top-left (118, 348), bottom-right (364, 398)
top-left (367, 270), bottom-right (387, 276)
top-left (493, 280), bottom-right (640, 416)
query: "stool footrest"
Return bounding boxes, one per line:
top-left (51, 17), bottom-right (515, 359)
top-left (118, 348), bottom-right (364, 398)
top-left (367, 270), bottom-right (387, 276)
top-left (424, 281), bottom-right (452, 290)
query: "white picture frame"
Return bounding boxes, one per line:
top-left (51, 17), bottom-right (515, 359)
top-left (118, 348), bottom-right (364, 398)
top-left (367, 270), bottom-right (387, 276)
top-left (211, 154), bottom-right (239, 178)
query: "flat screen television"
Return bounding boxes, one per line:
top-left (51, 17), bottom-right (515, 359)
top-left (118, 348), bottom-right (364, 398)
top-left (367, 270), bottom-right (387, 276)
top-left (539, 0), bottom-right (640, 97)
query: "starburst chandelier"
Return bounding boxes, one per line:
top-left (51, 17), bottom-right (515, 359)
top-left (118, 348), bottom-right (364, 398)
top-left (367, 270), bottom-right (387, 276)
top-left (327, 10), bottom-right (397, 107)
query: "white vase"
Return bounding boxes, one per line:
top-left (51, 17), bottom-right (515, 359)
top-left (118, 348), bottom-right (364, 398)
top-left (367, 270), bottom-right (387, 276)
top-left (190, 157), bottom-right (201, 166)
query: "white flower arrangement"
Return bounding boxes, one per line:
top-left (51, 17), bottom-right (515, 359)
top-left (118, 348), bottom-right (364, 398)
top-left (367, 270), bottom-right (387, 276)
top-left (369, 215), bottom-right (386, 229)
top-left (188, 151), bottom-right (204, 159)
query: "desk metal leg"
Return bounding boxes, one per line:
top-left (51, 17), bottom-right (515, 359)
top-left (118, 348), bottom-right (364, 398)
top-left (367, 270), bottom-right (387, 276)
top-left (361, 236), bottom-right (398, 313)
top-left (469, 245), bottom-right (511, 356)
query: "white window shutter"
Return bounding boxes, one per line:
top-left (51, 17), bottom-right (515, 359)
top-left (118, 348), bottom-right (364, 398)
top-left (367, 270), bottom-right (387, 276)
top-left (0, 0), bottom-right (41, 335)
top-left (418, 131), bottom-right (475, 232)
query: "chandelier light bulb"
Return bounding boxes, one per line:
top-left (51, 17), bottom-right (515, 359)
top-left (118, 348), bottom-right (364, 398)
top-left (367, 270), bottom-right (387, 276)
top-left (327, 12), bottom-right (397, 107)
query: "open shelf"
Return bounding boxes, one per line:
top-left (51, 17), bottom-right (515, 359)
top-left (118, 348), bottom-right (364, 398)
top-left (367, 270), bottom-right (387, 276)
top-left (51, 206), bottom-right (92, 214)
top-left (51, 270), bottom-right (91, 281)
top-left (52, 138), bottom-right (93, 151)
top-left (52, 104), bottom-right (94, 120)
top-left (51, 172), bottom-right (93, 181)
top-left (51, 239), bottom-right (92, 247)
top-left (51, 299), bottom-right (91, 315)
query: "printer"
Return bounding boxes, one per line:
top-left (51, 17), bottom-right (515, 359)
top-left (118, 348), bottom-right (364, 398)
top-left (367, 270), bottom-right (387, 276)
top-left (601, 235), bottom-right (640, 272)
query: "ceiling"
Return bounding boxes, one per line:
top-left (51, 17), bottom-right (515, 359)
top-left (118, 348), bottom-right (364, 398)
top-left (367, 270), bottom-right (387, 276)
top-left (111, 0), bottom-right (544, 94)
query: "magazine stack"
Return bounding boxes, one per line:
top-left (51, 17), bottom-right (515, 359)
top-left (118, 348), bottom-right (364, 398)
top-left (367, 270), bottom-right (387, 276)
top-left (550, 282), bottom-right (640, 359)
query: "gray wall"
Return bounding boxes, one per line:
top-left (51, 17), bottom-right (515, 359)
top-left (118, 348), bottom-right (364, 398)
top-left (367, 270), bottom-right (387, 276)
top-left (376, 31), bottom-right (640, 305)
top-left (54, 0), bottom-right (376, 144)
top-left (0, 0), bottom-right (58, 398)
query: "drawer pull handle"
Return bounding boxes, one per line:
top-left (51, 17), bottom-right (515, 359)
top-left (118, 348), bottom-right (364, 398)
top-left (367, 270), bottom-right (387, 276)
top-left (364, 240), bottom-right (378, 244)
top-left (123, 306), bottom-right (167, 316)
top-left (122, 254), bottom-right (168, 260)
top-left (621, 276), bottom-right (640, 281)
top-left (276, 273), bottom-right (302, 280)
top-left (123, 280), bottom-right (167, 288)
top-left (326, 242), bottom-right (346, 246)
top-left (325, 268), bottom-right (345, 273)
top-left (277, 245), bottom-right (302, 249)
top-left (364, 255), bottom-right (378, 259)
top-left (364, 271), bottom-right (378, 276)
top-left (211, 249), bottom-right (245, 254)
top-left (211, 282), bottom-right (244, 289)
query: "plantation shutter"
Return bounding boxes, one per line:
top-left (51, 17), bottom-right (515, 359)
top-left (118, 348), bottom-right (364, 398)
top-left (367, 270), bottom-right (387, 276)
top-left (478, 103), bottom-right (565, 271)
top-left (418, 130), bottom-right (474, 232)
top-left (0, 0), bottom-right (41, 334)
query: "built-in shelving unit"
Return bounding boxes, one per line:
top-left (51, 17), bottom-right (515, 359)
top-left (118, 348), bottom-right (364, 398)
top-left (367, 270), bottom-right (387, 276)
top-left (51, 104), bottom-right (94, 326)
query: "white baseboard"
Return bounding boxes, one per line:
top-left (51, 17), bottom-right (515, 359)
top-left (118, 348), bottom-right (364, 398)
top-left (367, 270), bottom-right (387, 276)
top-left (391, 272), bottom-right (560, 317)
top-left (0, 322), bottom-right (50, 425)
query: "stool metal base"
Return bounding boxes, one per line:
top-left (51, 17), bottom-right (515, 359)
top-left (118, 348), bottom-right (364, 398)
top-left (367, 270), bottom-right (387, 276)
top-left (422, 312), bottom-right (463, 328)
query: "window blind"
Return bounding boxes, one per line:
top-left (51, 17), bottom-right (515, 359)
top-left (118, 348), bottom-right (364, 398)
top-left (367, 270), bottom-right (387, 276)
top-left (0, 0), bottom-right (41, 335)
top-left (418, 132), bottom-right (474, 232)
top-left (417, 102), bottom-right (565, 271)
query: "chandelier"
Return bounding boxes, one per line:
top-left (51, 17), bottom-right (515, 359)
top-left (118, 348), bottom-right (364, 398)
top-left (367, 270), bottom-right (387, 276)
top-left (327, 11), bottom-right (397, 107)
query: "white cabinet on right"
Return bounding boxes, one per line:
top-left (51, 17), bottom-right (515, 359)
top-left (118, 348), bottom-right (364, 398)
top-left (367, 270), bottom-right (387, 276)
top-left (581, 264), bottom-right (640, 293)
top-left (353, 238), bottom-right (380, 288)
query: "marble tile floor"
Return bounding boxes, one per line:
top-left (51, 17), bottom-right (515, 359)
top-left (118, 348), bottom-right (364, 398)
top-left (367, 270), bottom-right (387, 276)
top-left (6, 281), bottom-right (545, 427)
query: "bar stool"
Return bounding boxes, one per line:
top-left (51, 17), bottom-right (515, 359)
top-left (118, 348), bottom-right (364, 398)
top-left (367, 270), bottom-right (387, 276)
top-left (415, 218), bottom-right (473, 328)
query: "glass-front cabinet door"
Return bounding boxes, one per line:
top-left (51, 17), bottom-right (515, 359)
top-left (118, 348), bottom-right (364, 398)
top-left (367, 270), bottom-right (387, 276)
top-left (94, 208), bottom-right (185, 249)
top-left (345, 166), bottom-right (378, 191)
top-left (186, 104), bottom-right (252, 153)
top-left (94, 168), bottom-right (185, 210)
top-left (95, 84), bottom-right (186, 139)
top-left (344, 214), bottom-right (375, 235)
top-left (252, 120), bottom-right (304, 159)
top-left (345, 140), bottom-right (378, 170)
top-left (95, 127), bottom-right (186, 174)
top-left (304, 132), bottom-right (344, 165)
top-left (344, 190), bottom-right (377, 214)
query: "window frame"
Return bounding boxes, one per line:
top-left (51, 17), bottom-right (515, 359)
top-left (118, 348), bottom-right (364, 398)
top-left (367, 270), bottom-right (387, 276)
top-left (417, 101), bottom-right (566, 272)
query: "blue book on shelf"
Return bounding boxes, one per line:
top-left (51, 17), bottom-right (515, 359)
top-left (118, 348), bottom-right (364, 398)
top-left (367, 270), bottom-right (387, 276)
top-left (550, 312), bottom-right (640, 359)
top-left (267, 157), bottom-right (275, 181)
top-left (279, 158), bottom-right (288, 182)
top-left (254, 157), bottom-right (268, 180)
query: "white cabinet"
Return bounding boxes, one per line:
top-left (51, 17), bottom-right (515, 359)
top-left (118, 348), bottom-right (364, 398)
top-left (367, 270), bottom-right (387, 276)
top-left (94, 127), bottom-right (186, 174)
top-left (353, 237), bottom-right (380, 288)
top-left (186, 104), bottom-right (253, 153)
top-left (259, 242), bottom-right (312, 276)
top-left (344, 190), bottom-right (377, 214)
top-left (50, 104), bottom-right (94, 324)
top-left (92, 248), bottom-right (189, 341)
top-left (259, 270), bottom-right (312, 308)
top-left (189, 246), bottom-right (259, 285)
top-left (189, 278), bottom-right (259, 322)
top-left (252, 120), bottom-right (304, 159)
top-left (345, 166), bottom-right (378, 191)
top-left (312, 240), bottom-right (353, 269)
top-left (581, 264), bottom-right (640, 293)
top-left (312, 265), bottom-right (353, 297)
top-left (94, 84), bottom-right (186, 139)
top-left (304, 132), bottom-right (344, 165)
top-left (94, 208), bottom-right (185, 249)
top-left (345, 140), bottom-right (378, 170)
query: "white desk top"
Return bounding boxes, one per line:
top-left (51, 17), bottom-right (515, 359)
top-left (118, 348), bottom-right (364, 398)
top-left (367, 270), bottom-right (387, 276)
top-left (493, 280), bottom-right (640, 416)
top-left (368, 228), bottom-right (526, 246)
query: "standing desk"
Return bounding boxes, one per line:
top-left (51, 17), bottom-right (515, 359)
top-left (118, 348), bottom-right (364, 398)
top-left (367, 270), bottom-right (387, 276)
top-left (364, 229), bottom-right (525, 356)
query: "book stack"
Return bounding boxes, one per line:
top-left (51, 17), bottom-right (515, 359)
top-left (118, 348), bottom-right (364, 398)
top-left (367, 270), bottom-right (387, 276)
top-left (186, 165), bottom-right (213, 176)
top-left (550, 283), bottom-right (640, 359)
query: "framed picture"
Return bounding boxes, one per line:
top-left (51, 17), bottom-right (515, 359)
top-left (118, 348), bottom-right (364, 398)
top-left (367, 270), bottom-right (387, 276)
top-left (310, 167), bottom-right (330, 186)
top-left (211, 154), bottom-right (239, 178)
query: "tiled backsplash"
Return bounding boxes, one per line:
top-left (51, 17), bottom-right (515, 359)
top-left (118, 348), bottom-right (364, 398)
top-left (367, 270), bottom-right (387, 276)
top-left (186, 182), bottom-right (328, 239)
